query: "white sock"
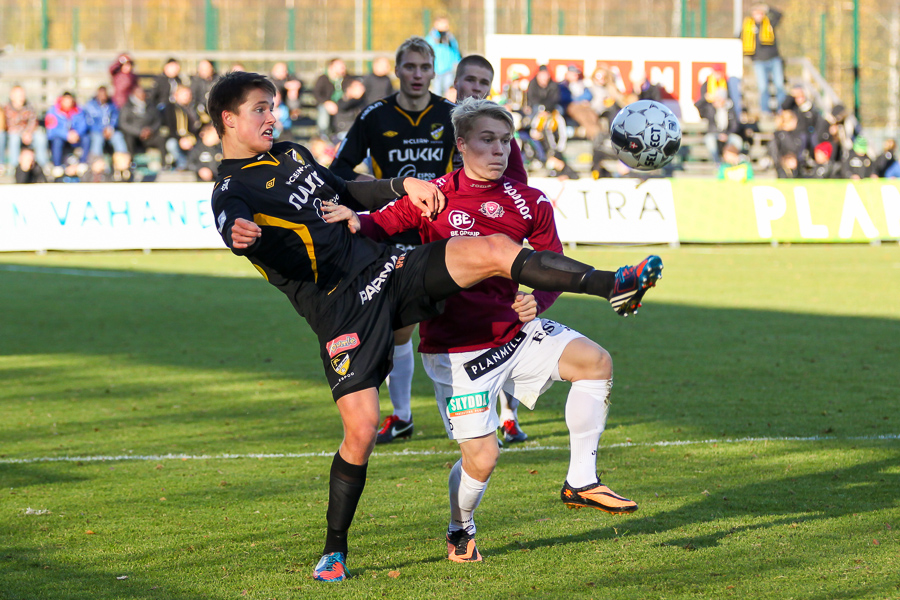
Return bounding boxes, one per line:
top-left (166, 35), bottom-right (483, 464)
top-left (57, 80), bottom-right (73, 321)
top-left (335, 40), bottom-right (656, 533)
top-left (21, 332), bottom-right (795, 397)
top-left (386, 340), bottom-right (414, 422)
top-left (498, 390), bottom-right (519, 423)
top-left (564, 379), bottom-right (611, 489)
top-left (448, 459), bottom-right (489, 536)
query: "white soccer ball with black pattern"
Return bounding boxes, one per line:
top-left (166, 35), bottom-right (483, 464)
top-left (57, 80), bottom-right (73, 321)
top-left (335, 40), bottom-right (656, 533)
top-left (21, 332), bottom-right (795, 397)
top-left (610, 100), bottom-right (681, 171)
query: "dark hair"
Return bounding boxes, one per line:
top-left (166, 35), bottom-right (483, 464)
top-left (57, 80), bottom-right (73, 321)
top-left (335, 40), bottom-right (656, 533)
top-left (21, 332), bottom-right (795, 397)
top-left (207, 71), bottom-right (277, 137)
top-left (455, 55), bottom-right (494, 81)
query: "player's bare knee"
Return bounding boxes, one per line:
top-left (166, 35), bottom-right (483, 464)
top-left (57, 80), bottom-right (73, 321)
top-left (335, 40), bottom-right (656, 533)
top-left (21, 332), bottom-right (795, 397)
top-left (482, 233), bottom-right (520, 275)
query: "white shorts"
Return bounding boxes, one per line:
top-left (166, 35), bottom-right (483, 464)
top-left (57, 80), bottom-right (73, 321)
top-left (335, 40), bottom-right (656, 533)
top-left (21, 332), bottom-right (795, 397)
top-left (421, 318), bottom-right (585, 441)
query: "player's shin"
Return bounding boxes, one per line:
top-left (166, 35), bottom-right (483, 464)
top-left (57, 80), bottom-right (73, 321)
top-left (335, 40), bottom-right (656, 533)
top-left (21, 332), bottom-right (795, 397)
top-left (564, 379), bottom-right (611, 488)
top-left (510, 249), bottom-right (616, 299)
top-left (323, 452), bottom-right (368, 556)
top-left (448, 459), bottom-right (488, 536)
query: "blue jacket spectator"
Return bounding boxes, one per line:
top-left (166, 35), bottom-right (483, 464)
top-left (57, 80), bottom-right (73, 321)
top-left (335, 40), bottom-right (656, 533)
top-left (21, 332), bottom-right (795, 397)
top-left (45, 92), bottom-right (90, 166)
top-left (83, 86), bottom-right (128, 158)
top-left (426, 17), bottom-right (462, 96)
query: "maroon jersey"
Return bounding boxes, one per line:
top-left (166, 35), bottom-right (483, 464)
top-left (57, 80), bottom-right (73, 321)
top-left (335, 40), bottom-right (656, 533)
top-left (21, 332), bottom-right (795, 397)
top-left (360, 168), bottom-right (563, 353)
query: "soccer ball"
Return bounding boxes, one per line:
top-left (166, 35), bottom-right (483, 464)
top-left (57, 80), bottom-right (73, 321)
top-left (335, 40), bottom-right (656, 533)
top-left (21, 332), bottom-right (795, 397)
top-left (610, 100), bottom-right (682, 171)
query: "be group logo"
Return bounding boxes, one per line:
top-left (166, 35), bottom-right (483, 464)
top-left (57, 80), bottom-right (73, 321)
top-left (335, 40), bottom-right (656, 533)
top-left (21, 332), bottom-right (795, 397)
top-left (448, 210), bottom-right (474, 231)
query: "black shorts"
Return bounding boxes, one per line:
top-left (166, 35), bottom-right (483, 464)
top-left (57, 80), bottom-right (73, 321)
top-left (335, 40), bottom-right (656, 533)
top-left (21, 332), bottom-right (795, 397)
top-left (311, 239), bottom-right (455, 401)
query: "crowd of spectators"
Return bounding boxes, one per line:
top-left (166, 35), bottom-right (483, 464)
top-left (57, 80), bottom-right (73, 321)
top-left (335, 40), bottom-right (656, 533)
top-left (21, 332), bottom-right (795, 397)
top-left (1, 11), bottom-right (896, 185)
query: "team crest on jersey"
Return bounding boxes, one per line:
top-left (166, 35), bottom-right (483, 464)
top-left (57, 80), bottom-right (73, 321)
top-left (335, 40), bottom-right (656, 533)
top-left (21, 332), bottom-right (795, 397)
top-left (266, 178), bottom-right (275, 189)
top-left (479, 201), bottom-right (504, 219)
top-left (430, 123), bottom-right (444, 141)
top-left (331, 353), bottom-right (351, 376)
top-left (326, 333), bottom-right (360, 358)
top-left (291, 149), bottom-right (305, 164)
top-left (383, 130), bottom-right (398, 137)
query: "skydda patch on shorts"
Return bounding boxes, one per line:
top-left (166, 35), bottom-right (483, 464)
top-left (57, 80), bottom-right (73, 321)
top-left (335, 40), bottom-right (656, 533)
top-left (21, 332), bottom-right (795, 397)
top-left (446, 391), bottom-right (490, 417)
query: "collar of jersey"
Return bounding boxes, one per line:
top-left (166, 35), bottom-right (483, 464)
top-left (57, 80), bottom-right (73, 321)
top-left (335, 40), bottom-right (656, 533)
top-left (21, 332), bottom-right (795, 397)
top-left (455, 168), bottom-right (502, 195)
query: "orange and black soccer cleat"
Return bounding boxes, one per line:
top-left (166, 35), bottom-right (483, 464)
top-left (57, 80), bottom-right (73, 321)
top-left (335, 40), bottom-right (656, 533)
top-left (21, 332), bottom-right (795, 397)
top-left (446, 529), bottom-right (483, 563)
top-left (560, 480), bottom-right (639, 514)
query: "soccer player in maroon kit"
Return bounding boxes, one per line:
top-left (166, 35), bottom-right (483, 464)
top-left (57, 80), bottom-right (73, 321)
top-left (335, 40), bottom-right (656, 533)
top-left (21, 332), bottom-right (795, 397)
top-left (324, 98), bottom-right (661, 562)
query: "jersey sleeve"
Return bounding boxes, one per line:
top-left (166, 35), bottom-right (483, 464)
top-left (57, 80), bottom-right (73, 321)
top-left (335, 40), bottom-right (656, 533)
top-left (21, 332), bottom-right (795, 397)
top-left (211, 180), bottom-right (256, 256)
top-left (525, 192), bottom-right (564, 313)
top-left (330, 113), bottom-right (370, 180)
top-left (367, 197), bottom-right (427, 239)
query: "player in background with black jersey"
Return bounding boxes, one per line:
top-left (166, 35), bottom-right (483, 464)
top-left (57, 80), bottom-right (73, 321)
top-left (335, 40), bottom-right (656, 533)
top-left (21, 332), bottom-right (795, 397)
top-left (452, 54), bottom-right (530, 445)
top-left (331, 37), bottom-right (457, 445)
top-left (209, 71), bottom-right (661, 582)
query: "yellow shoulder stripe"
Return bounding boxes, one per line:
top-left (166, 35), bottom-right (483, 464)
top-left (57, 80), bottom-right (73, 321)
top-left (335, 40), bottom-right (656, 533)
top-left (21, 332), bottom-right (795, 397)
top-left (252, 213), bottom-right (318, 283)
top-left (242, 152), bottom-right (281, 169)
top-left (394, 104), bottom-right (434, 127)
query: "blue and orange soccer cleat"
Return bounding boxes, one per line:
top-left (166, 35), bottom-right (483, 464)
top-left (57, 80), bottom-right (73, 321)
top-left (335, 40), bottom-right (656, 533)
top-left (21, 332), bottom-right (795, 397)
top-left (560, 480), bottom-right (639, 514)
top-left (313, 551), bottom-right (349, 582)
top-left (609, 255), bottom-right (663, 316)
top-left (446, 529), bottom-right (483, 563)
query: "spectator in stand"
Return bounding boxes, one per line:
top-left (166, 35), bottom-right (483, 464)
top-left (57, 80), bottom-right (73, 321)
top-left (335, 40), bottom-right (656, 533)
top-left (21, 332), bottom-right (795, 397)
top-left (45, 91), bottom-right (89, 168)
top-left (109, 53), bottom-right (138, 108)
top-left (187, 123), bottom-right (222, 182)
top-left (589, 65), bottom-right (626, 131)
top-left (695, 88), bottom-right (742, 165)
top-left (805, 141), bottom-right (838, 179)
top-left (313, 58), bottom-right (347, 138)
top-left (777, 152), bottom-right (800, 178)
top-left (873, 138), bottom-right (899, 178)
top-left (524, 66), bottom-right (577, 178)
top-left (717, 144), bottom-right (754, 182)
top-left (560, 66), bottom-right (599, 140)
top-left (108, 151), bottom-right (135, 182)
top-left (426, 16), bottom-right (462, 96)
top-left (119, 85), bottom-right (164, 157)
top-left (331, 77), bottom-right (367, 140)
top-left (281, 78), bottom-right (305, 131)
top-left (842, 137), bottom-right (874, 179)
top-left (191, 59), bottom-right (219, 125)
top-left (742, 3), bottom-right (786, 115)
top-left (2, 85), bottom-right (49, 171)
top-left (631, 69), bottom-right (662, 103)
top-left (84, 86), bottom-right (128, 159)
top-left (269, 61), bottom-right (295, 100)
top-left (159, 84), bottom-right (202, 169)
top-left (769, 109), bottom-right (807, 177)
top-left (151, 58), bottom-right (186, 108)
top-left (781, 83), bottom-right (823, 155)
top-left (821, 104), bottom-right (859, 163)
top-left (362, 56), bottom-right (395, 106)
top-left (737, 108), bottom-right (761, 152)
top-left (698, 64), bottom-right (742, 119)
top-left (14, 147), bottom-right (46, 183)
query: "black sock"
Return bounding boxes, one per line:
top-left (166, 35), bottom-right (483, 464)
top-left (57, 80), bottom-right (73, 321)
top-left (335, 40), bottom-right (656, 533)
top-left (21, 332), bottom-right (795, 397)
top-left (323, 452), bottom-right (368, 556)
top-left (510, 249), bottom-right (616, 299)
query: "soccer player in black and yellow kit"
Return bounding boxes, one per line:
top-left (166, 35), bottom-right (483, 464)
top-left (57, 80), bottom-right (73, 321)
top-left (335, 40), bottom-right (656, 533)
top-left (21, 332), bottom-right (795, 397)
top-left (332, 37), bottom-right (457, 445)
top-left (208, 71), bottom-right (661, 582)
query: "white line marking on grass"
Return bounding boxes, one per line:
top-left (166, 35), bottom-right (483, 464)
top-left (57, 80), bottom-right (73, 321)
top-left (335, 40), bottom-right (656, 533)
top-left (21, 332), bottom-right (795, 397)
top-left (0, 265), bottom-right (140, 278)
top-left (2, 434), bottom-right (897, 465)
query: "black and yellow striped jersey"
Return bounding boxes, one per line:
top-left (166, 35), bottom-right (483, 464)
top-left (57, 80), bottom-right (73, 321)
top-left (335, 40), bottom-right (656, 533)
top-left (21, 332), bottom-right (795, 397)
top-left (331, 92), bottom-right (456, 182)
top-left (211, 141), bottom-right (390, 319)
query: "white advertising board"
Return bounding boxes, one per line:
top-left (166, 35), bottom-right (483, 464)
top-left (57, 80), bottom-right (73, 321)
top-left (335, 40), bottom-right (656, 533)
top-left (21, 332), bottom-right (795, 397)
top-left (485, 34), bottom-right (743, 123)
top-left (530, 177), bottom-right (679, 244)
top-left (0, 182), bottom-right (222, 251)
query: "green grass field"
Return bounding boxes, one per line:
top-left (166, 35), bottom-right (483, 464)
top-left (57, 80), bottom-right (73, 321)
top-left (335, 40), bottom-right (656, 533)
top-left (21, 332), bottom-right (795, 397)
top-left (1, 245), bottom-right (898, 600)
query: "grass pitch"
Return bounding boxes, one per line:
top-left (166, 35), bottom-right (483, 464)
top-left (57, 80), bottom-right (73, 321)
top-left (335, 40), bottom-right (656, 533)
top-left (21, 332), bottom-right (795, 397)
top-left (1, 245), bottom-right (898, 600)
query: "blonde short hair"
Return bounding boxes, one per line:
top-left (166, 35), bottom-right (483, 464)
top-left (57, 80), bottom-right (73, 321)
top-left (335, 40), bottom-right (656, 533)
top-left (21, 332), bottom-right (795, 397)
top-left (451, 97), bottom-right (514, 141)
top-left (395, 36), bottom-right (434, 66)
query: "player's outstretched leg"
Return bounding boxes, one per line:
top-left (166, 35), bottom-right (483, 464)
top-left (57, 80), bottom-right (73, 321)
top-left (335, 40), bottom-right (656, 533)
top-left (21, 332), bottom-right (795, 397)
top-left (439, 235), bottom-right (662, 316)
